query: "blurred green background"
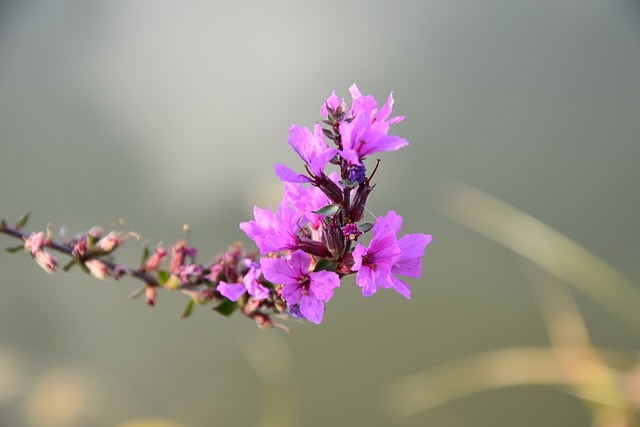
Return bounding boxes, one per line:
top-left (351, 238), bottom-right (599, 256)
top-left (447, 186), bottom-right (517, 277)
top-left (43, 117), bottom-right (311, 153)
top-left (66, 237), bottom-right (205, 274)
top-left (1, 1), bottom-right (639, 426)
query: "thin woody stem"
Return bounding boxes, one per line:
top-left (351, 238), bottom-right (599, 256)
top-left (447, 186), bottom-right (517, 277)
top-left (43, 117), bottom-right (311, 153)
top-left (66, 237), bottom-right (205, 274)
top-left (0, 219), bottom-right (160, 287)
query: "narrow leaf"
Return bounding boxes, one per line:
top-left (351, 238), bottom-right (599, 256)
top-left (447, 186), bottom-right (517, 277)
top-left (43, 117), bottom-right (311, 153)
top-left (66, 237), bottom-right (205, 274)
top-left (181, 299), bottom-right (196, 319)
top-left (5, 245), bottom-right (24, 253)
top-left (214, 299), bottom-right (238, 317)
top-left (358, 222), bottom-right (375, 233)
top-left (15, 212), bottom-right (30, 229)
top-left (314, 258), bottom-right (336, 272)
top-left (62, 259), bottom-right (76, 272)
top-left (139, 243), bottom-right (150, 266)
top-left (313, 204), bottom-right (340, 217)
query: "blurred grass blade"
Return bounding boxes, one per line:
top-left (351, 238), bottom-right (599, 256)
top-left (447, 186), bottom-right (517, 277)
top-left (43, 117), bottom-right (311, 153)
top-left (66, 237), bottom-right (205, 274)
top-left (381, 347), bottom-right (621, 422)
top-left (437, 180), bottom-right (640, 336)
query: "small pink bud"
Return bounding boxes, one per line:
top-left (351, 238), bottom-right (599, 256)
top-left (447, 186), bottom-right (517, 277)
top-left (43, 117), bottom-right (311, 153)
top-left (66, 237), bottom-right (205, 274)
top-left (88, 226), bottom-right (103, 239)
top-left (73, 238), bottom-right (88, 257)
top-left (34, 250), bottom-right (57, 273)
top-left (85, 259), bottom-right (109, 280)
top-left (96, 231), bottom-right (121, 252)
top-left (169, 240), bottom-right (187, 273)
top-left (145, 245), bottom-right (167, 271)
top-left (253, 313), bottom-right (274, 329)
top-left (145, 286), bottom-right (156, 306)
top-left (24, 232), bottom-right (45, 255)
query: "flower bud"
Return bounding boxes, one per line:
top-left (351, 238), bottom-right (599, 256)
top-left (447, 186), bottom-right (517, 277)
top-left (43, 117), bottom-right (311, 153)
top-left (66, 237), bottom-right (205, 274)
top-left (169, 240), bottom-right (187, 273)
top-left (297, 238), bottom-right (331, 258)
top-left (34, 250), bottom-right (57, 274)
top-left (348, 164), bottom-right (367, 185)
top-left (24, 232), bottom-right (45, 255)
top-left (313, 174), bottom-right (343, 205)
top-left (95, 231), bottom-right (122, 252)
top-left (323, 224), bottom-right (345, 259)
top-left (350, 183), bottom-right (374, 223)
top-left (144, 245), bottom-right (167, 271)
top-left (85, 259), bottom-right (109, 280)
top-left (145, 286), bottom-right (156, 306)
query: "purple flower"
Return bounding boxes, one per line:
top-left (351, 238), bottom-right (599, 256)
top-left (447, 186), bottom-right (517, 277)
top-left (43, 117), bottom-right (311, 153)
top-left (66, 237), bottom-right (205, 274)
top-left (242, 259), bottom-right (270, 300)
top-left (389, 233), bottom-right (432, 298)
top-left (239, 199), bottom-right (301, 255)
top-left (282, 174), bottom-right (340, 238)
top-left (260, 250), bottom-right (340, 324)
top-left (351, 229), bottom-right (401, 298)
top-left (176, 263), bottom-right (203, 285)
top-left (275, 123), bottom-right (337, 182)
top-left (320, 90), bottom-right (345, 118)
top-left (338, 84), bottom-right (408, 165)
top-left (351, 210), bottom-right (431, 299)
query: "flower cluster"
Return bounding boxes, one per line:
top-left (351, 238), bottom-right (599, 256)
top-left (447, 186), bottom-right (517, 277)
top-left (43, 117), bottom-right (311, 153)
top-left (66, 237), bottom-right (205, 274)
top-left (0, 84), bottom-right (431, 328)
top-left (238, 84), bottom-right (432, 324)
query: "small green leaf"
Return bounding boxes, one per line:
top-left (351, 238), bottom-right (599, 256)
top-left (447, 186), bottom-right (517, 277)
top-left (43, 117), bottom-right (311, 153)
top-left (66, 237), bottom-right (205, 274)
top-left (358, 222), bottom-right (375, 233)
top-left (62, 259), bottom-right (76, 272)
top-left (339, 179), bottom-right (358, 189)
top-left (139, 244), bottom-right (150, 266)
top-left (314, 258), bottom-right (336, 272)
top-left (15, 212), bottom-right (30, 229)
top-left (157, 270), bottom-right (169, 285)
top-left (214, 299), bottom-right (238, 317)
top-left (181, 299), bottom-right (196, 319)
top-left (128, 287), bottom-right (145, 300)
top-left (5, 245), bottom-right (24, 253)
top-left (313, 204), bottom-right (340, 216)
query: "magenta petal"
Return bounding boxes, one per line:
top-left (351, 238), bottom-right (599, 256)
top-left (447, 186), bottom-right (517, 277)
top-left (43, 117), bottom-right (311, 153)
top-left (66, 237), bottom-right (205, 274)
top-left (320, 90), bottom-right (341, 117)
top-left (288, 250), bottom-right (311, 275)
top-left (299, 295), bottom-right (324, 324)
top-left (282, 282), bottom-right (302, 305)
top-left (378, 92), bottom-right (395, 122)
top-left (260, 257), bottom-right (298, 284)
top-left (217, 281), bottom-right (246, 302)
top-left (243, 268), bottom-right (270, 300)
top-left (397, 233), bottom-right (432, 258)
top-left (349, 83), bottom-right (362, 99)
top-left (275, 164), bottom-right (310, 183)
top-left (393, 256), bottom-right (423, 278)
top-left (391, 276), bottom-right (412, 300)
top-left (356, 267), bottom-right (378, 297)
top-left (351, 243), bottom-right (366, 271)
top-left (372, 210), bottom-right (403, 238)
top-left (309, 270), bottom-right (340, 302)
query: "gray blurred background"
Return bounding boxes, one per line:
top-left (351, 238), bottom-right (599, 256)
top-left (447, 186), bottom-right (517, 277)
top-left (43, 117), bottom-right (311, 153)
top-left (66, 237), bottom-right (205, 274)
top-left (1, 1), bottom-right (639, 426)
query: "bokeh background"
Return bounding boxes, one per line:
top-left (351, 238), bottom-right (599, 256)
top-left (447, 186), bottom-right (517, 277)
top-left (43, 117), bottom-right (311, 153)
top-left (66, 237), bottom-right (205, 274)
top-left (1, 1), bottom-right (639, 426)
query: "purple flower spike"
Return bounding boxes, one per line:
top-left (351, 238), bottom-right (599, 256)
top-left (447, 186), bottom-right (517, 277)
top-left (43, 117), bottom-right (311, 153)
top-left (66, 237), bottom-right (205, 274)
top-left (260, 250), bottom-right (340, 324)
